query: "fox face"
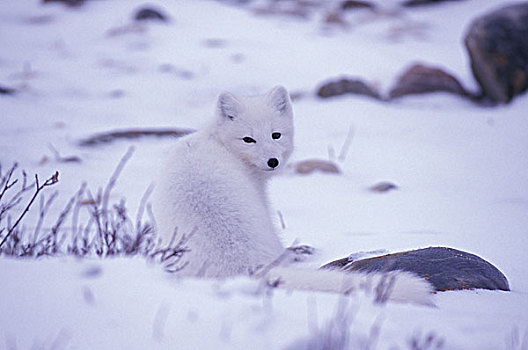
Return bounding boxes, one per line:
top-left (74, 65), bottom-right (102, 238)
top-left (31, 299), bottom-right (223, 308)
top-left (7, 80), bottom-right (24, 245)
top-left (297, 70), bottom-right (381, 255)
top-left (214, 86), bottom-right (294, 173)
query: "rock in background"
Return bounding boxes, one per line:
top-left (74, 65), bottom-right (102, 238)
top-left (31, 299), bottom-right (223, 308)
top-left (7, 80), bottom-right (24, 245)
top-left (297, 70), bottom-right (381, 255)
top-left (465, 3), bottom-right (528, 104)
top-left (389, 63), bottom-right (472, 99)
top-left (316, 78), bottom-right (381, 100)
top-left (134, 6), bottom-right (170, 22)
top-left (401, 0), bottom-right (465, 7)
top-left (292, 159), bottom-right (341, 175)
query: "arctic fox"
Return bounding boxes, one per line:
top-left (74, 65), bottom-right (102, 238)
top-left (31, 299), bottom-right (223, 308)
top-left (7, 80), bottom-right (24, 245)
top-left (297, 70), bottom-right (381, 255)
top-left (154, 86), bottom-right (432, 305)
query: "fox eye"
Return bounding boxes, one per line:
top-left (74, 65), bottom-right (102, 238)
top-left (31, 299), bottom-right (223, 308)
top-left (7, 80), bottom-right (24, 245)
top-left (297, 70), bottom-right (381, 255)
top-left (272, 132), bottom-right (281, 140)
top-left (242, 137), bottom-right (256, 144)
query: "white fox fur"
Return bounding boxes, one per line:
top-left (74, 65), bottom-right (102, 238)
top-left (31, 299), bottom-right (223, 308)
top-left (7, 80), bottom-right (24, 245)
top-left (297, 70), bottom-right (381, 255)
top-left (154, 86), bottom-right (433, 305)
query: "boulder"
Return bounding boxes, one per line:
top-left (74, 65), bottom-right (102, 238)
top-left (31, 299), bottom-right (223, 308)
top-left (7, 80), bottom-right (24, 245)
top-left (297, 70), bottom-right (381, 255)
top-left (134, 6), bottom-right (169, 22)
top-left (464, 3), bottom-right (528, 103)
top-left (293, 159), bottom-right (341, 175)
top-left (317, 78), bottom-right (381, 100)
top-left (389, 63), bottom-right (471, 99)
top-left (340, 1), bottom-right (376, 11)
top-left (78, 128), bottom-right (194, 147)
top-left (322, 246), bottom-right (510, 292)
top-left (401, 0), bottom-right (464, 7)
top-left (369, 182), bottom-right (398, 193)
top-left (43, 0), bottom-right (84, 7)
top-left (0, 85), bottom-right (16, 95)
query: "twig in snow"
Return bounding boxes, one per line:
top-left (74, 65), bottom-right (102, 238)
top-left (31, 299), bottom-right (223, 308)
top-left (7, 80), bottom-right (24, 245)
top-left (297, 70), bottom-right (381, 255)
top-left (337, 125), bottom-right (355, 162)
top-left (0, 164), bottom-right (33, 224)
top-left (0, 171), bottom-right (59, 249)
top-left (48, 144), bottom-right (82, 163)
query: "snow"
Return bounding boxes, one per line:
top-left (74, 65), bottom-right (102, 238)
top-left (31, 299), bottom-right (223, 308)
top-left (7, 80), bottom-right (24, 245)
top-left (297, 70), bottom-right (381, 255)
top-left (1, 0), bottom-right (528, 348)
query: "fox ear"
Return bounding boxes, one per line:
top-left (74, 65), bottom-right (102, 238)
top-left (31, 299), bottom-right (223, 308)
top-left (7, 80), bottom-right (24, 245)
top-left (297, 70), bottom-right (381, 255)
top-left (217, 91), bottom-right (240, 120)
top-left (266, 86), bottom-right (291, 114)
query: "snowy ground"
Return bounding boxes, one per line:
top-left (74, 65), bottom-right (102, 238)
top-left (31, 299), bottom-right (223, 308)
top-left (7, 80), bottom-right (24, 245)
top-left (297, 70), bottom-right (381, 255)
top-left (1, 0), bottom-right (528, 349)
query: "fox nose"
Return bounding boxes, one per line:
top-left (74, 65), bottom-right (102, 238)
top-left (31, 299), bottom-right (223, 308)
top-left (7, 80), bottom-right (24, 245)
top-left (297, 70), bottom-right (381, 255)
top-left (267, 158), bottom-right (279, 169)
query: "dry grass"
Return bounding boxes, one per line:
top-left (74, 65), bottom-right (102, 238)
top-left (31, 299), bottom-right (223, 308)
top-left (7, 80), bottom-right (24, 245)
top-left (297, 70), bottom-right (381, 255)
top-left (0, 148), bottom-right (188, 271)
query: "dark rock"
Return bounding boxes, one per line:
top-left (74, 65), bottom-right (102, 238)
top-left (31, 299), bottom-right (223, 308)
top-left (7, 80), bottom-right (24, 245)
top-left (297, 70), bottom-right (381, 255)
top-left (464, 3), bottom-right (528, 103)
top-left (340, 1), bottom-right (376, 10)
top-left (293, 159), bottom-right (341, 175)
top-left (317, 78), bottom-right (381, 100)
top-left (43, 0), bottom-right (85, 7)
top-left (78, 128), bottom-right (194, 147)
top-left (322, 247), bottom-right (510, 292)
top-left (134, 7), bottom-right (169, 22)
top-left (0, 85), bottom-right (16, 95)
top-left (401, 0), bottom-right (464, 7)
top-left (324, 11), bottom-right (349, 27)
top-left (389, 63), bottom-right (471, 99)
top-left (369, 182), bottom-right (398, 193)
